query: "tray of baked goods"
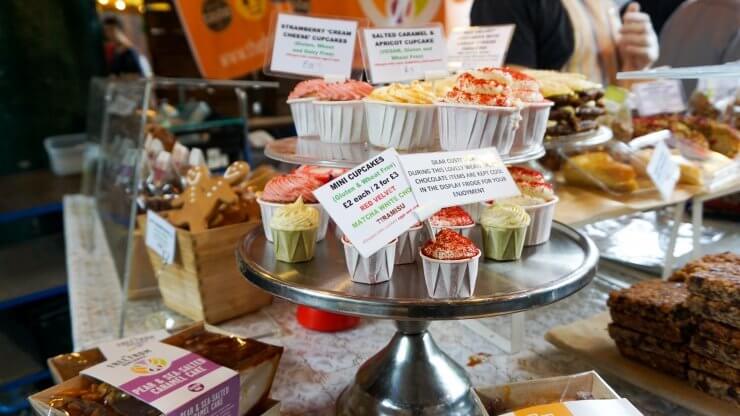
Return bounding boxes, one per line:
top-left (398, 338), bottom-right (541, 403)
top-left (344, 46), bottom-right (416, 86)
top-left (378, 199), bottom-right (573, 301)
top-left (546, 252), bottom-right (740, 416)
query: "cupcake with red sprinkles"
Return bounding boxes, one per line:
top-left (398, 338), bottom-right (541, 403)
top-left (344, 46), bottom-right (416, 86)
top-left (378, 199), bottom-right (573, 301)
top-left (420, 228), bottom-right (481, 298)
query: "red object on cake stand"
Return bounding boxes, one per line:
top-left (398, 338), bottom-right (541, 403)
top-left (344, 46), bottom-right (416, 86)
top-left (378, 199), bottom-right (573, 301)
top-left (296, 306), bottom-right (360, 332)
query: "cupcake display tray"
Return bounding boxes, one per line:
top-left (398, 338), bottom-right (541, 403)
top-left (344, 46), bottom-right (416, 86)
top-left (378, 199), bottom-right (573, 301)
top-left (544, 125), bottom-right (614, 150)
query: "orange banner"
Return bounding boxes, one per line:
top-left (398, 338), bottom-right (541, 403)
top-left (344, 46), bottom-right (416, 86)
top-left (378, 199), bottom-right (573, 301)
top-left (310, 0), bottom-right (444, 27)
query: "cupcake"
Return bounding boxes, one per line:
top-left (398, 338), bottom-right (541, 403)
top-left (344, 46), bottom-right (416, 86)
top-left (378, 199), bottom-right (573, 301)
top-left (480, 203), bottom-right (530, 261)
top-left (364, 81), bottom-right (437, 150)
top-left (270, 197), bottom-right (319, 263)
top-left (437, 68), bottom-right (522, 155)
top-left (395, 222), bottom-right (424, 264)
top-left (504, 68), bottom-right (553, 155)
top-left (420, 228), bottom-right (481, 299)
top-left (500, 166), bottom-right (558, 246)
top-left (342, 236), bottom-right (397, 285)
top-left (429, 206), bottom-right (475, 237)
top-left (314, 80), bottom-right (373, 144)
top-left (288, 79), bottom-right (327, 136)
top-left (508, 165), bottom-right (545, 183)
top-left (257, 174), bottom-right (330, 242)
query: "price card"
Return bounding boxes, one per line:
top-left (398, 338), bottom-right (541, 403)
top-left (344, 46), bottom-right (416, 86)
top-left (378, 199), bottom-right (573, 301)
top-left (447, 25), bottom-right (514, 72)
top-left (632, 79), bottom-right (686, 116)
top-left (399, 148), bottom-right (520, 216)
top-left (268, 13), bottom-right (358, 78)
top-left (360, 25), bottom-right (447, 84)
top-left (98, 330), bottom-right (170, 358)
top-left (313, 149), bottom-right (420, 257)
top-left (646, 141), bottom-right (680, 200)
top-left (146, 211), bottom-right (177, 264)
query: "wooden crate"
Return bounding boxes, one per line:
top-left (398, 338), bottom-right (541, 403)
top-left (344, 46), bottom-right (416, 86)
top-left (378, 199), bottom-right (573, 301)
top-left (127, 230), bottom-right (160, 299)
top-left (143, 220), bottom-right (272, 323)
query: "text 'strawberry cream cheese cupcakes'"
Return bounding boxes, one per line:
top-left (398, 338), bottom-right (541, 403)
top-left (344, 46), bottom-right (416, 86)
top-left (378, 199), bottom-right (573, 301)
top-left (437, 68), bottom-right (522, 154)
top-left (314, 80), bottom-right (373, 144)
top-left (429, 206), bottom-right (475, 237)
top-left (364, 82), bottom-right (437, 151)
top-left (420, 228), bottom-right (481, 299)
top-left (503, 68), bottom-right (553, 155)
top-left (287, 79), bottom-right (327, 136)
top-left (257, 174), bottom-right (330, 243)
top-left (498, 166), bottom-right (559, 246)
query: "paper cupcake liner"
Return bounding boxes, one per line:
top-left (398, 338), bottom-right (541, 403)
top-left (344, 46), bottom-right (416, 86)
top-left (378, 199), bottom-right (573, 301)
top-left (315, 100), bottom-right (366, 144)
top-left (257, 198), bottom-right (329, 242)
top-left (437, 102), bottom-right (521, 155)
top-left (461, 203), bottom-right (483, 223)
top-left (430, 223), bottom-right (475, 238)
top-left (481, 225), bottom-right (527, 261)
top-left (272, 227), bottom-right (317, 263)
top-left (510, 102), bottom-right (552, 155)
top-left (394, 225), bottom-right (423, 264)
top-left (295, 137), bottom-right (366, 161)
top-left (421, 251), bottom-right (480, 299)
top-left (288, 97), bottom-right (318, 136)
top-left (364, 100), bottom-right (437, 150)
top-left (342, 238), bottom-right (397, 285)
top-left (521, 196), bottom-right (558, 246)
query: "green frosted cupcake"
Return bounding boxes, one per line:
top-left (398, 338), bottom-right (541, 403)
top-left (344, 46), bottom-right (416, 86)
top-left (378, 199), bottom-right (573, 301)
top-left (270, 197), bottom-right (319, 263)
top-left (480, 203), bottom-right (531, 261)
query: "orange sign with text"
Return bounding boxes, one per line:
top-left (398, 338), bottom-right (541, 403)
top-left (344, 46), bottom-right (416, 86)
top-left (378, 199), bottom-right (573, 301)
top-left (310, 0), bottom-right (444, 27)
top-left (513, 403), bottom-right (573, 416)
top-left (173, 0), bottom-right (290, 79)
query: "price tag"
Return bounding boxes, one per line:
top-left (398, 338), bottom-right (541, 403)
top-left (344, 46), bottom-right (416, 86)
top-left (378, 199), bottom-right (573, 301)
top-left (313, 149), bottom-right (420, 257)
top-left (632, 79), bottom-right (686, 116)
top-left (98, 330), bottom-right (170, 358)
top-left (146, 211), bottom-right (177, 264)
top-left (447, 25), bottom-right (514, 72)
top-left (268, 13), bottom-right (358, 78)
top-left (647, 141), bottom-right (680, 200)
top-left (360, 25), bottom-right (447, 84)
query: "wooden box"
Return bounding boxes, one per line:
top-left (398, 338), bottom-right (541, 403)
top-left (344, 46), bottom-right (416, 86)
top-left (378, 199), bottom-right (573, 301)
top-left (127, 230), bottom-right (160, 299)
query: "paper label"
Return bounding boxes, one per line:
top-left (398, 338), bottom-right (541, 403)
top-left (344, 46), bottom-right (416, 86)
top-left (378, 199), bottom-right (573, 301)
top-left (632, 79), bottom-right (686, 116)
top-left (361, 25), bottom-right (447, 84)
top-left (83, 343), bottom-right (239, 416)
top-left (269, 13), bottom-right (358, 78)
top-left (504, 399), bottom-right (643, 416)
top-left (313, 149), bottom-right (420, 257)
top-left (98, 330), bottom-right (170, 358)
top-left (400, 148), bottom-right (520, 213)
top-left (146, 211), bottom-right (177, 264)
top-left (447, 25), bottom-right (514, 72)
top-left (647, 141), bottom-right (680, 200)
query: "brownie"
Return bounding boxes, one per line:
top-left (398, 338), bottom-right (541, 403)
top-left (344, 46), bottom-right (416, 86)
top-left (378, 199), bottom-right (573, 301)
top-left (688, 369), bottom-right (740, 406)
top-left (688, 294), bottom-right (740, 329)
top-left (608, 323), bottom-right (687, 362)
top-left (697, 320), bottom-right (740, 350)
top-left (689, 352), bottom-right (740, 384)
top-left (670, 252), bottom-right (740, 283)
top-left (616, 342), bottom-right (686, 379)
top-left (609, 309), bottom-right (692, 343)
top-left (687, 269), bottom-right (740, 306)
top-left (690, 336), bottom-right (740, 370)
top-left (608, 280), bottom-right (691, 322)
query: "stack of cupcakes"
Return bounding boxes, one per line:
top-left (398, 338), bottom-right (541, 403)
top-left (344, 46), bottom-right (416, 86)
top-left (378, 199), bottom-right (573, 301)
top-left (503, 68), bottom-right (553, 155)
top-left (420, 228), bottom-right (481, 298)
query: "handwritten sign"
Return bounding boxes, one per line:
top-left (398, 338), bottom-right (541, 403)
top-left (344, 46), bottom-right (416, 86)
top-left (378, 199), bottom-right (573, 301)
top-left (146, 211), bottom-right (177, 264)
top-left (361, 25), bottom-right (447, 84)
top-left (647, 141), bottom-right (680, 200)
top-left (447, 25), bottom-right (514, 72)
top-left (269, 13), bottom-right (358, 78)
top-left (633, 79), bottom-right (686, 116)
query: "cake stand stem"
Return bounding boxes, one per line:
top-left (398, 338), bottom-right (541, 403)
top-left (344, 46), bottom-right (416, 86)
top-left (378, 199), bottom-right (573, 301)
top-left (336, 320), bottom-right (485, 415)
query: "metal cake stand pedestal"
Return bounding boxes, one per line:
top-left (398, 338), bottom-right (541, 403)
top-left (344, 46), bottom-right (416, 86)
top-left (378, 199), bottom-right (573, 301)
top-left (237, 223), bottom-right (598, 415)
top-left (543, 126), bottom-right (614, 151)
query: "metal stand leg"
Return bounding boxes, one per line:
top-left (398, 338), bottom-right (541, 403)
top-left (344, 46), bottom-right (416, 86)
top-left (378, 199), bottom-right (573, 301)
top-left (662, 201), bottom-right (685, 280)
top-left (336, 321), bottom-right (485, 416)
top-left (692, 197), bottom-right (704, 259)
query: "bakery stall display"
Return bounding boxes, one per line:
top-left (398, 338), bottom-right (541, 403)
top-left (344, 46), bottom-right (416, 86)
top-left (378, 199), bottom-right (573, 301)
top-left (632, 115), bottom-right (740, 159)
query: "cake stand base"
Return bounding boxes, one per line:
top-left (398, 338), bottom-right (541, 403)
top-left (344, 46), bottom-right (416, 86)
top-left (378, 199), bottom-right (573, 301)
top-left (336, 321), bottom-right (486, 416)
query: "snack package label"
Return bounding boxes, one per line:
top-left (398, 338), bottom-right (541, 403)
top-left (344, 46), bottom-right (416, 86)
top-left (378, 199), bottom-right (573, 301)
top-left (146, 210), bottom-right (177, 264)
top-left (633, 79), bottom-right (686, 116)
top-left (83, 342), bottom-right (239, 416)
top-left (361, 25), bottom-right (447, 84)
top-left (504, 399), bottom-right (643, 416)
top-left (98, 330), bottom-right (170, 358)
top-left (313, 148), bottom-right (420, 257)
top-left (513, 402), bottom-right (571, 416)
top-left (269, 13), bottom-right (358, 78)
top-left (447, 25), bottom-right (515, 72)
top-left (647, 140), bottom-right (680, 200)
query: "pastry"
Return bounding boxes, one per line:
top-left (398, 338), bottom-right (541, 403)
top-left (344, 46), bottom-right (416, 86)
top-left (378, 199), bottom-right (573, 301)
top-left (563, 151), bottom-right (638, 193)
top-left (687, 294), bottom-right (740, 329)
top-left (689, 352), bottom-right (740, 385)
top-left (696, 320), bottom-right (740, 350)
top-left (688, 369), bottom-right (740, 406)
top-left (365, 81), bottom-right (437, 150)
top-left (421, 228), bottom-right (480, 261)
top-left (168, 166), bottom-right (240, 232)
top-left (609, 309), bottom-right (692, 344)
top-left (669, 252), bottom-right (740, 283)
top-left (367, 81), bottom-right (437, 104)
top-left (270, 197), bottom-right (319, 263)
top-left (634, 148), bottom-right (703, 186)
top-left (429, 206), bottom-right (475, 237)
top-left (442, 68), bottom-right (517, 107)
top-left (508, 166), bottom-right (545, 183)
top-left (313, 80), bottom-right (373, 144)
top-left (686, 266), bottom-right (740, 306)
top-left (616, 342), bottom-right (686, 379)
top-left (479, 203), bottom-right (530, 261)
top-left (257, 173), bottom-right (329, 243)
top-left (608, 323), bottom-right (687, 363)
top-left (420, 228), bottom-right (481, 298)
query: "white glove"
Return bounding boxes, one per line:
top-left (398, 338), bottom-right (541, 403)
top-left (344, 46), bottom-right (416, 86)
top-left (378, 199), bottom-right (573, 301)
top-left (617, 2), bottom-right (659, 71)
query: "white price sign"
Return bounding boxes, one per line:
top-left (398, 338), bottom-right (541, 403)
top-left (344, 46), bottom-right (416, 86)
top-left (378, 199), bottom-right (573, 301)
top-left (98, 330), bottom-right (170, 358)
top-left (647, 141), bottom-right (680, 200)
top-left (269, 13), bottom-right (358, 78)
top-left (145, 210), bottom-right (177, 264)
top-left (361, 25), bottom-right (447, 84)
top-left (447, 25), bottom-right (515, 72)
top-left (633, 79), bottom-right (686, 116)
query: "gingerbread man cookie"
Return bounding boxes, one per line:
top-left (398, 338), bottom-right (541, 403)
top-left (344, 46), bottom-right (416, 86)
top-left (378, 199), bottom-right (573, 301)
top-left (169, 166), bottom-right (238, 232)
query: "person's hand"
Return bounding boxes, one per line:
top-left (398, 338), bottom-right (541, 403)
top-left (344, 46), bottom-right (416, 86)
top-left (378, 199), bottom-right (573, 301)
top-left (617, 2), bottom-right (659, 71)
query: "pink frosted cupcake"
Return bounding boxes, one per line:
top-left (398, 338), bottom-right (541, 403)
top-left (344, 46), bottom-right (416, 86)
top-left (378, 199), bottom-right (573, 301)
top-left (429, 206), bottom-right (475, 237)
top-left (314, 80), bottom-right (373, 144)
top-left (257, 174), bottom-right (330, 243)
top-left (288, 79), bottom-right (327, 136)
top-left (504, 68), bottom-right (553, 155)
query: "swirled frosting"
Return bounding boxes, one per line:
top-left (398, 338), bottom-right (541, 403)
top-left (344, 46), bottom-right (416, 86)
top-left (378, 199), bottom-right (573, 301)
top-left (443, 69), bottom-right (518, 107)
top-left (288, 79), bottom-right (327, 99)
top-left (421, 228), bottom-right (480, 260)
top-left (480, 203), bottom-right (531, 228)
top-left (502, 68), bottom-right (545, 103)
top-left (368, 81), bottom-right (437, 104)
top-left (518, 180), bottom-right (555, 201)
top-left (430, 206), bottom-right (474, 227)
top-left (270, 197), bottom-right (319, 231)
top-left (315, 80), bottom-right (373, 101)
top-left (261, 174), bottom-right (321, 203)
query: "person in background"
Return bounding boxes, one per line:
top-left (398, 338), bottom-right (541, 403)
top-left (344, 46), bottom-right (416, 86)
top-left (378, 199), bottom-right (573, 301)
top-left (102, 15), bottom-right (150, 77)
top-left (620, 0), bottom-right (687, 35)
top-left (470, 1), bottom-right (660, 85)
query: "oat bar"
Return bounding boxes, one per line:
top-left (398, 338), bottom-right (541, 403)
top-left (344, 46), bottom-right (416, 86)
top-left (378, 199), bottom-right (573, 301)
top-left (688, 352), bottom-right (740, 384)
top-left (697, 320), bottom-right (740, 350)
top-left (690, 336), bottom-right (740, 370)
top-left (608, 323), bottom-right (687, 362)
top-left (687, 269), bottom-right (740, 306)
top-left (688, 369), bottom-right (740, 406)
top-left (670, 252), bottom-right (740, 283)
top-left (608, 280), bottom-right (691, 322)
top-left (609, 309), bottom-right (691, 343)
top-left (616, 342), bottom-right (686, 379)
top-left (688, 294), bottom-right (740, 329)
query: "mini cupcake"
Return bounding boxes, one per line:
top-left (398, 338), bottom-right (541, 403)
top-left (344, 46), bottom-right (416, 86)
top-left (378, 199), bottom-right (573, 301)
top-left (504, 68), bottom-right (553, 155)
top-left (314, 80), bottom-right (373, 144)
top-left (270, 197), bottom-right (319, 263)
top-left (257, 174), bottom-right (329, 242)
top-left (420, 228), bottom-right (481, 299)
top-left (429, 206), bottom-right (475, 237)
top-left (437, 68), bottom-right (522, 155)
top-left (508, 165), bottom-right (545, 183)
top-left (395, 222), bottom-right (424, 264)
top-left (288, 79), bottom-right (327, 136)
top-left (480, 203), bottom-right (530, 261)
top-left (342, 236), bottom-right (397, 285)
top-left (500, 168), bottom-right (558, 246)
top-left (364, 81), bottom-right (437, 150)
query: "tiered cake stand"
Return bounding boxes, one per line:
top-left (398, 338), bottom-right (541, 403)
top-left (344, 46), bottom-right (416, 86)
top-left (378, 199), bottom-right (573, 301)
top-left (237, 137), bottom-right (599, 415)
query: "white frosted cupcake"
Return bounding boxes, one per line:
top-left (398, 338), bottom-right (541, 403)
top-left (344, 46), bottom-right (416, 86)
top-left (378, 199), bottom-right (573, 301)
top-left (480, 203), bottom-right (530, 261)
top-left (270, 197), bottom-right (319, 263)
top-left (420, 228), bottom-right (481, 299)
top-left (364, 81), bottom-right (437, 150)
top-left (429, 206), bottom-right (475, 237)
top-left (343, 236), bottom-right (397, 285)
top-left (314, 80), bottom-right (373, 144)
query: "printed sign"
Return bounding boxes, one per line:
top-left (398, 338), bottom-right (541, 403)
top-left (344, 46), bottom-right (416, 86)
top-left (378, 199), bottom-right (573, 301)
top-left (646, 141), bottom-right (680, 200)
top-left (269, 13), bottom-right (358, 78)
top-left (313, 149), bottom-right (420, 257)
top-left (98, 330), bottom-right (170, 358)
top-left (447, 25), bottom-right (515, 72)
top-left (506, 399), bottom-right (642, 416)
top-left (311, 0), bottom-right (444, 27)
top-left (632, 79), bottom-right (686, 116)
top-left (361, 25), bottom-right (447, 84)
top-left (146, 211), bottom-right (177, 264)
